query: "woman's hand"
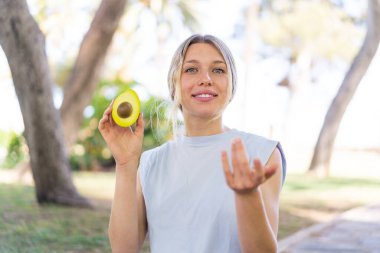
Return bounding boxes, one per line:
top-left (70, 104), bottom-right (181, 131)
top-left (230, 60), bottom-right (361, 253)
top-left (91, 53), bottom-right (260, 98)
top-left (221, 138), bottom-right (277, 195)
top-left (98, 101), bottom-right (144, 166)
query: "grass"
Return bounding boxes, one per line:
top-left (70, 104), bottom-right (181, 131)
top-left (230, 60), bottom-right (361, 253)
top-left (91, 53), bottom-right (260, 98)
top-left (1, 172), bottom-right (380, 252)
top-left (0, 184), bottom-right (111, 253)
top-left (278, 174), bottom-right (380, 239)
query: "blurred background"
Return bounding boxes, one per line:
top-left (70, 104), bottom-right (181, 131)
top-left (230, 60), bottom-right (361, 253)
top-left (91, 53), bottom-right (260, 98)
top-left (0, 0), bottom-right (379, 252)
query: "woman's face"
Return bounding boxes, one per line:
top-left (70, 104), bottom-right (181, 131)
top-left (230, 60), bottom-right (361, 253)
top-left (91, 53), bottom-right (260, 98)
top-left (179, 43), bottom-right (231, 121)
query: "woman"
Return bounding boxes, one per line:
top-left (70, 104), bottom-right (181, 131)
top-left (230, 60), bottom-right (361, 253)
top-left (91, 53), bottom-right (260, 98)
top-left (99, 34), bottom-right (286, 253)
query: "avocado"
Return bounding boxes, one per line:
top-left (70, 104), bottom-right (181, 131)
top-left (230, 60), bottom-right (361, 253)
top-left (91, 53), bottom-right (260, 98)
top-left (112, 89), bottom-right (140, 127)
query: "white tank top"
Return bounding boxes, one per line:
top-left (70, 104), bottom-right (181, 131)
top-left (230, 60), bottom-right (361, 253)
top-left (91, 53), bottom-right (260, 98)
top-left (139, 129), bottom-right (286, 253)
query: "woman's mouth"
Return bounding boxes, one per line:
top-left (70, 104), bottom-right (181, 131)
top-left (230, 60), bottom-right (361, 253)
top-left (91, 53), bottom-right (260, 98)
top-left (191, 91), bottom-right (218, 102)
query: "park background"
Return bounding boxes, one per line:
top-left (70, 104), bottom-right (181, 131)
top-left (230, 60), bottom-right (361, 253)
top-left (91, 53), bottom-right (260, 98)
top-left (1, 0), bottom-right (380, 252)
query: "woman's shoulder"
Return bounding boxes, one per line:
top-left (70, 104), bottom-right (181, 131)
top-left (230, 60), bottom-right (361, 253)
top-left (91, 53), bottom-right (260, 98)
top-left (231, 128), bottom-right (280, 163)
top-left (231, 129), bottom-right (278, 145)
top-left (232, 129), bottom-right (286, 184)
top-left (140, 139), bottom-right (177, 163)
top-left (141, 142), bottom-right (168, 159)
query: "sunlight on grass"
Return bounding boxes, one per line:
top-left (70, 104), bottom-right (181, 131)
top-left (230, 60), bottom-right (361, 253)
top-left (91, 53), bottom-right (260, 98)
top-left (73, 171), bottom-right (115, 201)
top-left (278, 173), bottom-right (380, 239)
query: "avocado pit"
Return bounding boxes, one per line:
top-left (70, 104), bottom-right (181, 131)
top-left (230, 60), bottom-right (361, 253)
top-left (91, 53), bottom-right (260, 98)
top-left (117, 102), bottom-right (133, 118)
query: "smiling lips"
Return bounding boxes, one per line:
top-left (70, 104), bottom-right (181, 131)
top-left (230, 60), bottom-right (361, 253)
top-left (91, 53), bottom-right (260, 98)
top-left (191, 90), bottom-right (218, 102)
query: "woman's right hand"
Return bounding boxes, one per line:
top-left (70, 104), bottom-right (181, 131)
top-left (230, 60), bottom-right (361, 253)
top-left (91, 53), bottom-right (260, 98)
top-left (98, 101), bottom-right (144, 167)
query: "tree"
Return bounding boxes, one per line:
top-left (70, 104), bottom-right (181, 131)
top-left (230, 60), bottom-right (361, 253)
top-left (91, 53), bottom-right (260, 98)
top-left (243, 0), bottom-right (363, 143)
top-left (259, 1), bottom-right (362, 92)
top-left (0, 0), bottom-right (198, 206)
top-left (0, 0), bottom-right (90, 206)
top-left (60, 0), bottom-right (129, 148)
top-left (308, 0), bottom-right (380, 175)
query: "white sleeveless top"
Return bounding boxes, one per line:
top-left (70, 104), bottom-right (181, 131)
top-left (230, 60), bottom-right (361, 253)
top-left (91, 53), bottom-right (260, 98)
top-left (139, 129), bottom-right (286, 253)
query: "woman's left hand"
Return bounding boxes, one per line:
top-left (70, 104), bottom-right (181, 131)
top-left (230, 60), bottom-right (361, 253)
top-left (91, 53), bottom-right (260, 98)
top-left (221, 138), bottom-right (278, 195)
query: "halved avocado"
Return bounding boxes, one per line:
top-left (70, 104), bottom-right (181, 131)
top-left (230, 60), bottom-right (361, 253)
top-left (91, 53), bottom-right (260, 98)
top-left (112, 89), bottom-right (140, 127)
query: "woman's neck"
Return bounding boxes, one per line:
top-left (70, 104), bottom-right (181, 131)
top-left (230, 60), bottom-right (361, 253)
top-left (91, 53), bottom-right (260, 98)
top-left (183, 116), bottom-right (227, 137)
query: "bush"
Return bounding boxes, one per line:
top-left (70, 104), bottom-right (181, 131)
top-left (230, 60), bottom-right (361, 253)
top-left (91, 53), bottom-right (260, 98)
top-left (1, 132), bottom-right (26, 169)
top-left (68, 78), bottom-right (172, 171)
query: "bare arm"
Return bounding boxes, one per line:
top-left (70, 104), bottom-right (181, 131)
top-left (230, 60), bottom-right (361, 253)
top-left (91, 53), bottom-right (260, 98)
top-left (136, 169), bottom-right (148, 246)
top-left (109, 161), bottom-right (140, 252)
top-left (221, 138), bottom-right (283, 253)
top-left (98, 103), bottom-right (147, 253)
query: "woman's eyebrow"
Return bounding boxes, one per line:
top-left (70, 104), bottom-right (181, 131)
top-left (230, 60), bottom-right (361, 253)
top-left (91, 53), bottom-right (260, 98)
top-left (213, 60), bottom-right (226, 65)
top-left (184, 59), bottom-right (199, 64)
top-left (184, 59), bottom-right (226, 64)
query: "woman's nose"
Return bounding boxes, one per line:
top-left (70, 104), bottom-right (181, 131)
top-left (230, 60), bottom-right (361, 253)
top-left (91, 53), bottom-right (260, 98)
top-left (199, 71), bottom-right (212, 86)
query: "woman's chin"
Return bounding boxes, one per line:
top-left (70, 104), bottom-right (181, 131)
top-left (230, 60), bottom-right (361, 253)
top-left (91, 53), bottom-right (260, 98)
top-left (185, 111), bottom-right (223, 121)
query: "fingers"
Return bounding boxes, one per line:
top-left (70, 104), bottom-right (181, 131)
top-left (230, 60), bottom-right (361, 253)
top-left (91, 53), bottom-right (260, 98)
top-left (263, 163), bottom-right (278, 180)
top-left (223, 138), bottom-right (254, 193)
top-left (222, 138), bottom-right (276, 194)
top-left (231, 139), bottom-right (243, 179)
top-left (235, 138), bottom-right (250, 183)
top-left (221, 150), bottom-right (234, 187)
top-left (107, 101), bottom-right (116, 127)
top-left (134, 113), bottom-right (145, 137)
top-left (250, 159), bottom-right (265, 185)
top-left (99, 110), bottom-right (111, 131)
top-left (98, 100), bottom-right (114, 131)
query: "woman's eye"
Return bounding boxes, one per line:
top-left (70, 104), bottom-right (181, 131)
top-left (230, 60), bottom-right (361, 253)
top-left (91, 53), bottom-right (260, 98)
top-left (184, 67), bottom-right (197, 73)
top-left (213, 68), bottom-right (225, 74)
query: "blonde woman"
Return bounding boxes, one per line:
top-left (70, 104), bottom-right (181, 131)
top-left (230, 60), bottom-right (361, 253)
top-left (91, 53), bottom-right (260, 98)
top-left (99, 34), bottom-right (286, 253)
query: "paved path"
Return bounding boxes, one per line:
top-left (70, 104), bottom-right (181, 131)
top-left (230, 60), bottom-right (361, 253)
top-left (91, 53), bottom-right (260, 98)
top-left (278, 203), bottom-right (380, 253)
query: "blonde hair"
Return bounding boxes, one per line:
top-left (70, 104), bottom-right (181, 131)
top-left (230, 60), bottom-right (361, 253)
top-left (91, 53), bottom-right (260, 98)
top-left (167, 34), bottom-right (237, 136)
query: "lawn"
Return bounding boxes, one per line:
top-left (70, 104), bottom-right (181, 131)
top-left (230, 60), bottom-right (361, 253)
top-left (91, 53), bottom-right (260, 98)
top-left (278, 174), bottom-right (380, 238)
top-left (1, 172), bottom-right (380, 252)
top-left (0, 183), bottom-right (110, 253)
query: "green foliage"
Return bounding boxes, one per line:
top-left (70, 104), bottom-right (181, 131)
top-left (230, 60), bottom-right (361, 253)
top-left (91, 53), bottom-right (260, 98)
top-left (258, 1), bottom-right (364, 61)
top-left (69, 78), bottom-right (171, 171)
top-left (126, 0), bottom-right (200, 36)
top-left (0, 130), bottom-right (10, 147)
top-left (1, 132), bottom-right (26, 169)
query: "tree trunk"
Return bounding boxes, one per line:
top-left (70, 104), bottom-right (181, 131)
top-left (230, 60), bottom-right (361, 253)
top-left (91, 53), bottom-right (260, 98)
top-left (60, 0), bottom-right (128, 147)
top-left (308, 0), bottom-right (380, 175)
top-left (0, 0), bottom-right (90, 207)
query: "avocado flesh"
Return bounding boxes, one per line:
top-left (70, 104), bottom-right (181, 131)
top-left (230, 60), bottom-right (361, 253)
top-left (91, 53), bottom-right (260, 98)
top-left (112, 89), bottom-right (140, 127)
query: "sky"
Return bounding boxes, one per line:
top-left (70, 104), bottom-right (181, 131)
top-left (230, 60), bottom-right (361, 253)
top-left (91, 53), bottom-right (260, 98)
top-left (1, 0), bottom-right (378, 153)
